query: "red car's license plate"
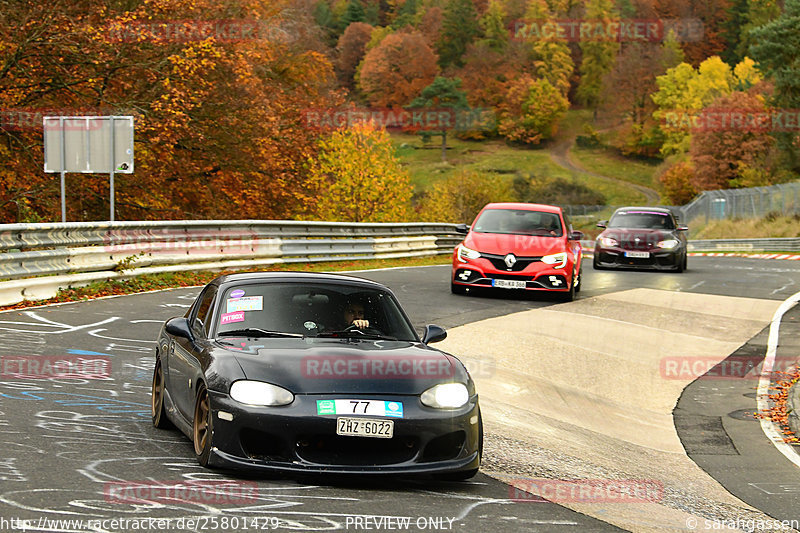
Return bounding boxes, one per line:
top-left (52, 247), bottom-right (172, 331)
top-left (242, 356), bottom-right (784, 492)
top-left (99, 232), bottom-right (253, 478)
top-left (492, 279), bottom-right (526, 289)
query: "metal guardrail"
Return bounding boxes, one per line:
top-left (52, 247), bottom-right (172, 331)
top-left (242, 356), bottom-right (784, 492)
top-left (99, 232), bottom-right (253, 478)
top-left (0, 221), bottom-right (463, 306)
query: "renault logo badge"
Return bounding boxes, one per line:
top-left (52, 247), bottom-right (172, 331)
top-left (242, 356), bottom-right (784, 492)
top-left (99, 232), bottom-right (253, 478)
top-left (504, 254), bottom-right (517, 268)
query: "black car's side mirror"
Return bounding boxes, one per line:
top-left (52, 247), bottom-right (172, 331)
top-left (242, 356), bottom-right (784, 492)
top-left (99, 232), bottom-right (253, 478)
top-left (455, 224), bottom-right (469, 234)
top-left (422, 324), bottom-right (447, 344)
top-left (568, 231), bottom-right (584, 241)
top-left (165, 317), bottom-right (194, 340)
top-left (596, 221), bottom-right (607, 229)
top-left (677, 225), bottom-right (689, 231)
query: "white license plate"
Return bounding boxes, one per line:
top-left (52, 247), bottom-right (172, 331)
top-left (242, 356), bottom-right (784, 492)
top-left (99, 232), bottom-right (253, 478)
top-left (337, 417), bottom-right (394, 438)
top-left (492, 279), bottom-right (526, 289)
top-left (624, 251), bottom-right (650, 258)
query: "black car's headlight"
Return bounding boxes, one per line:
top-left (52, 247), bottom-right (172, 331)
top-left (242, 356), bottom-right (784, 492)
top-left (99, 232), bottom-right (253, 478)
top-left (657, 239), bottom-right (679, 250)
top-left (230, 380), bottom-right (294, 406)
top-left (420, 383), bottom-right (470, 409)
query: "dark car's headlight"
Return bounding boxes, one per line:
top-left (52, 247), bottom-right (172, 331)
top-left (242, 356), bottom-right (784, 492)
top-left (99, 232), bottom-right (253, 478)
top-left (657, 239), bottom-right (679, 250)
top-left (421, 383), bottom-right (470, 409)
top-left (230, 380), bottom-right (294, 406)
top-left (456, 244), bottom-right (481, 262)
top-left (598, 237), bottom-right (618, 247)
top-left (541, 252), bottom-right (567, 269)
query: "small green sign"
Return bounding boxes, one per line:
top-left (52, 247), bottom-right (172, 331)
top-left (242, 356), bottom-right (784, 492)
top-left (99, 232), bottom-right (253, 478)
top-left (316, 400), bottom-right (335, 415)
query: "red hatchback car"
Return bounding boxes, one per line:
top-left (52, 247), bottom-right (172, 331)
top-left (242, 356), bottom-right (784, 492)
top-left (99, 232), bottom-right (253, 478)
top-left (451, 203), bottom-right (584, 300)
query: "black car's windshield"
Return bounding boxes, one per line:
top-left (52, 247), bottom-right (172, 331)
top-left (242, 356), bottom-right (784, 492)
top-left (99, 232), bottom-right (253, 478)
top-left (472, 209), bottom-right (563, 237)
top-left (608, 211), bottom-right (675, 229)
top-left (214, 282), bottom-right (417, 341)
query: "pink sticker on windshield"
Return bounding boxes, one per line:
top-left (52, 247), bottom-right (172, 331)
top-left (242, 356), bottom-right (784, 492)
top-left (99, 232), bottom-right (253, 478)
top-left (221, 311), bottom-right (245, 325)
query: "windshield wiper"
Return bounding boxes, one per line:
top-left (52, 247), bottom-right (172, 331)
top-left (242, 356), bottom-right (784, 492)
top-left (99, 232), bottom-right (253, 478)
top-left (217, 328), bottom-right (303, 338)
top-left (315, 330), bottom-right (397, 341)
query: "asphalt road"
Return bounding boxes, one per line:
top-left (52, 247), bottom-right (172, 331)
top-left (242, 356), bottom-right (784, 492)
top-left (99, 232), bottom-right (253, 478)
top-left (0, 256), bottom-right (799, 533)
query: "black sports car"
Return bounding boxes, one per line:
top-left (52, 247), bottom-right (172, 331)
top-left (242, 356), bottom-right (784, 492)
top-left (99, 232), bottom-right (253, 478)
top-left (151, 272), bottom-right (482, 479)
top-left (593, 207), bottom-right (688, 272)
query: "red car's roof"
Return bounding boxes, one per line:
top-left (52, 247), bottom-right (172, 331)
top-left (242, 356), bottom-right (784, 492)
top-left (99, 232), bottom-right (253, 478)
top-left (480, 202), bottom-right (563, 213)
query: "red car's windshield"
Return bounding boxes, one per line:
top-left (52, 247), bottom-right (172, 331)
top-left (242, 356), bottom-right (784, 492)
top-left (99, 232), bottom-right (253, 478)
top-left (472, 209), bottom-right (563, 237)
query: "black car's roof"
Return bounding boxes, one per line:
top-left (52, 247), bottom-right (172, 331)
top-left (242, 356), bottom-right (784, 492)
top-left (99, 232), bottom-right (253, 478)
top-left (210, 271), bottom-right (388, 290)
top-left (613, 206), bottom-right (675, 215)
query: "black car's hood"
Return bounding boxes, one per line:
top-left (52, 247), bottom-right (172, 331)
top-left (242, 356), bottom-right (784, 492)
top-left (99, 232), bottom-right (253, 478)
top-left (215, 338), bottom-right (466, 395)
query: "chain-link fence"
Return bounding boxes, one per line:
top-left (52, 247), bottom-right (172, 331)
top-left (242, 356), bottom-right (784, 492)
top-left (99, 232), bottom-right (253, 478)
top-left (562, 182), bottom-right (800, 226)
top-left (675, 183), bottom-right (800, 225)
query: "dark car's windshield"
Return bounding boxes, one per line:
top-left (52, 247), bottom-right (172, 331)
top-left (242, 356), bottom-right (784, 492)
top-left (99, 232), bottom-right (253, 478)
top-left (608, 211), bottom-right (675, 230)
top-left (214, 282), bottom-right (418, 341)
top-left (472, 209), bottom-right (563, 237)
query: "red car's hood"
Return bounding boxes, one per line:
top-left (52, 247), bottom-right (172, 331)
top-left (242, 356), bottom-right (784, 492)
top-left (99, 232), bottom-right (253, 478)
top-left (465, 231), bottom-right (566, 256)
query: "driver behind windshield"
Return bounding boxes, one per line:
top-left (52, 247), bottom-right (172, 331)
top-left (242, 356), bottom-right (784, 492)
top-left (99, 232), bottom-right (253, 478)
top-left (343, 299), bottom-right (370, 329)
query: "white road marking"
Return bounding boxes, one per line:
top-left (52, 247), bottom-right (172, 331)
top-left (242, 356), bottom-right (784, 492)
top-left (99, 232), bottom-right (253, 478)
top-left (757, 290), bottom-right (800, 468)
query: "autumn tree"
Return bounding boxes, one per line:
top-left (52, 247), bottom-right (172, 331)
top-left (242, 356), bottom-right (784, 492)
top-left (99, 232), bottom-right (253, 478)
top-left (478, 0), bottom-right (509, 53)
top-left (575, 0), bottom-right (619, 109)
top-left (599, 32), bottom-right (684, 157)
top-left (689, 91), bottom-right (776, 190)
top-left (417, 170), bottom-right (513, 223)
top-left (498, 76), bottom-right (569, 145)
top-left (336, 22), bottom-right (374, 89)
top-left (750, 0), bottom-right (800, 169)
top-left (437, 0), bottom-right (481, 68)
top-left (0, 0), bottom-right (343, 222)
top-left (659, 161), bottom-right (698, 205)
top-left (651, 56), bottom-right (760, 157)
top-left (305, 122), bottom-right (412, 222)
top-left (358, 31), bottom-right (439, 107)
top-left (523, 0), bottom-right (574, 96)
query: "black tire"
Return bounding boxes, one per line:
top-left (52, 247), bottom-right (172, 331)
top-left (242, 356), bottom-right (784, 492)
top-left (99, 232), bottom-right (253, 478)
top-left (592, 256), bottom-right (604, 270)
top-left (674, 253), bottom-right (685, 273)
top-left (193, 383), bottom-right (214, 467)
top-left (683, 252), bottom-right (688, 271)
top-left (574, 269), bottom-right (582, 293)
top-left (151, 359), bottom-right (173, 429)
top-left (559, 270), bottom-right (576, 302)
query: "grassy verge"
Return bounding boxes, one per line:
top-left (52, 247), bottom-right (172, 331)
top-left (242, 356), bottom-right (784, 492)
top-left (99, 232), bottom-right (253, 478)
top-left (0, 255), bottom-right (452, 311)
top-left (689, 214), bottom-right (800, 240)
top-left (570, 145), bottom-right (661, 191)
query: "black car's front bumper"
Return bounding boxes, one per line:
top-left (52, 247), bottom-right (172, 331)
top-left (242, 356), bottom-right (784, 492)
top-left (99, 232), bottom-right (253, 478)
top-left (594, 247), bottom-right (683, 270)
top-left (204, 390), bottom-right (481, 475)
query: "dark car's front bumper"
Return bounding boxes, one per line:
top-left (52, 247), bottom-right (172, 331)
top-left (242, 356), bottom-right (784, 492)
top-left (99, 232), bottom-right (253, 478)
top-left (205, 390), bottom-right (481, 475)
top-left (594, 246), bottom-right (683, 270)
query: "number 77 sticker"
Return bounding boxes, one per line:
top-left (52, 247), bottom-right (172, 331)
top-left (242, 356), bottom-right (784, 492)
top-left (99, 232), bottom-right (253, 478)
top-left (316, 399), bottom-right (403, 418)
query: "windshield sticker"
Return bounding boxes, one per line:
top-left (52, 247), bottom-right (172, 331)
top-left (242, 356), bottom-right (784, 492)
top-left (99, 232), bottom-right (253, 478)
top-left (226, 296), bottom-right (263, 313)
top-left (620, 211), bottom-right (668, 216)
top-left (230, 289), bottom-right (245, 298)
top-left (220, 311), bottom-right (245, 325)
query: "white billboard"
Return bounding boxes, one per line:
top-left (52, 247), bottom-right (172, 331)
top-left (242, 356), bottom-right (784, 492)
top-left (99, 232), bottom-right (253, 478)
top-left (43, 116), bottom-right (134, 174)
